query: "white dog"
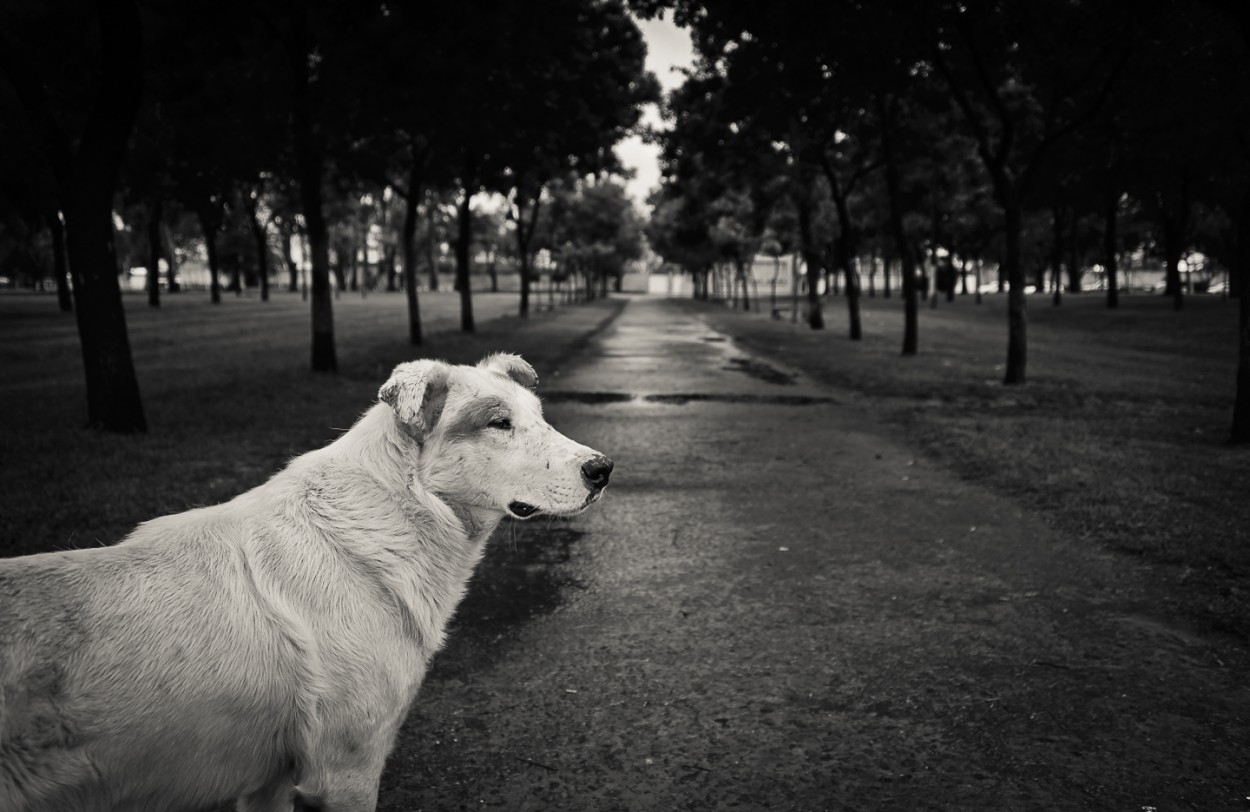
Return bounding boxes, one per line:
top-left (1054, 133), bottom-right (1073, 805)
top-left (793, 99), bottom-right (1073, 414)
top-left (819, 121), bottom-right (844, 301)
top-left (0, 353), bottom-right (612, 812)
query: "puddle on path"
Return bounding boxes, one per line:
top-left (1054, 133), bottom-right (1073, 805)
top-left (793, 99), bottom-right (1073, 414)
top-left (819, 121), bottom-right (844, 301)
top-left (543, 391), bottom-right (836, 407)
top-left (428, 522), bottom-right (588, 681)
top-left (722, 356), bottom-right (798, 386)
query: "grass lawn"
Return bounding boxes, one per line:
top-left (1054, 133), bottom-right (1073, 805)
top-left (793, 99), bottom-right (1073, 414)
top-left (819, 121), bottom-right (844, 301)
top-left (5, 286), bottom-right (1247, 636)
top-left (0, 288), bottom-right (616, 558)
top-left (687, 290), bottom-right (1250, 637)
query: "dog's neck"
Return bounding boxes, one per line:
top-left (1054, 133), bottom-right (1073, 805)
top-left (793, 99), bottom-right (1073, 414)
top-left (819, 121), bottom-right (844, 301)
top-left (328, 404), bottom-right (504, 544)
top-left (442, 502), bottom-right (503, 546)
top-left (326, 404), bottom-right (412, 489)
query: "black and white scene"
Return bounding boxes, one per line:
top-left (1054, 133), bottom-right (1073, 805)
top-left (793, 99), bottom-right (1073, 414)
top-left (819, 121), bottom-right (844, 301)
top-left (1, 0), bottom-right (1249, 809)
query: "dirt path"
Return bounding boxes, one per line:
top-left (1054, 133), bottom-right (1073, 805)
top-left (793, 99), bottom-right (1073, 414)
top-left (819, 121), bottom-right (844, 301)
top-left (379, 296), bottom-right (1250, 811)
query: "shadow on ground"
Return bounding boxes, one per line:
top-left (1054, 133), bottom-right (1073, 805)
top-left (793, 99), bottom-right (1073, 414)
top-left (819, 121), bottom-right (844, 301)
top-left (426, 520), bottom-right (589, 682)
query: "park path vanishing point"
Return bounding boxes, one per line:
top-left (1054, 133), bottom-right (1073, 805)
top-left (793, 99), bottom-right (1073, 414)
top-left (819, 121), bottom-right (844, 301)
top-left (379, 296), bottom-right (1250, 811)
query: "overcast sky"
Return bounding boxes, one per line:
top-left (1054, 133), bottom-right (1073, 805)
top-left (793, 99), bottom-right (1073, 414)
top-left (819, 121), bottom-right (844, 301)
top-left (615, 12), bottom-right (695, 210)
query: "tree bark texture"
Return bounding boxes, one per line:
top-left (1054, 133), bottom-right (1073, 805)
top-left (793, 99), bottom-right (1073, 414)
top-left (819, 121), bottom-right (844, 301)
top-left (514, 190), bottom-right (542, 319)
top-left (1232, 192), bottom-right (1250, 443)
top-left (285, 229), bottom-right (299, 292)
top-left (795, 191), bottom-right (824, 330)
top-left (400, 179), bottom-right (423, 345)
top-left (821, 158), bottom-right (862, 340)
top-left (147, 198), bottom-right (162, 307)
top-left (291, 6), bottom-right (336, 372)
top-left (50, 212), bottom-right (72, 312)
top-left (426, 199), bottom-right (439, 292)
top-left (199, 207), bottom-right (222, 305)
top-left (244, 195), bottom-right (270, 302)
top-left (1104, 191), bottom-right (1119, 309)
top-left (878, 96), bottom-right (916, 355)
top-left (1234, 253), bottom-right (1250, 442)
top-left (1004, 202), bottom-right (1028, 384)
top-left (1051, 206), bottom-right (1064, 308)
top-left (1160, 201), bottom-right (1186, 311)
top-left (456, 184), bottom-right (475, 333)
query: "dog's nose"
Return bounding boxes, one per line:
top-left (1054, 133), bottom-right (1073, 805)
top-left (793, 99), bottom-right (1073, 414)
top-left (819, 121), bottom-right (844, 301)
top-left (581, 456), bottom-right (614, 490)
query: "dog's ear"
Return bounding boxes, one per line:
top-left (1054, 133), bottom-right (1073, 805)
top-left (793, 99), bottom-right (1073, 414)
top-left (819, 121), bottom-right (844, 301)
top-left (478, 353), bottom-right (538, 391)
top-left (379, 360), bottom-right (451, 439)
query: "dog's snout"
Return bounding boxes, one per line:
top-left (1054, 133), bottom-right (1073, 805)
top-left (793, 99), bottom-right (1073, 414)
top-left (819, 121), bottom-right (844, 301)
top-left (581, 456), bottom-right (614, 490)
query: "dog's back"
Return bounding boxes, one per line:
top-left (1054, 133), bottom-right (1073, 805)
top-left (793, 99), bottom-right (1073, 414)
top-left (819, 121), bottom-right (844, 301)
top-left (0, 511), bottom-right (306, 811)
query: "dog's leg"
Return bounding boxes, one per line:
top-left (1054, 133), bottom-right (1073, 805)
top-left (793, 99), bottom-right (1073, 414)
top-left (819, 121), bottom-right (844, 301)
top-left (291, 781), bottom-right (380, 812)
top-left (236, 778), bottom-right (298, 812)
top-left (292, 758), bottom-right (386, 812)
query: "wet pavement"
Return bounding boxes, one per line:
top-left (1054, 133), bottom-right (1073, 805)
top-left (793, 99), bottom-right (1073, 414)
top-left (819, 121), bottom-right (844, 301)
top-left (377, 296), bottom-right (1250, 811)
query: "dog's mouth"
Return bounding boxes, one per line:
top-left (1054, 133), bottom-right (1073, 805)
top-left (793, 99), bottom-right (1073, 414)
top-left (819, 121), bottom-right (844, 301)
top-left (507, 501), bottom-right (541, 519)
top-left (507, 490), bottom-right (605, 520)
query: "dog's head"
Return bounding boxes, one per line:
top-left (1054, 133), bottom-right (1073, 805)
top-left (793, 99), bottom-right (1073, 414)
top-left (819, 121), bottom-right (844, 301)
top-left (379, 353), bottom-right (612, 520)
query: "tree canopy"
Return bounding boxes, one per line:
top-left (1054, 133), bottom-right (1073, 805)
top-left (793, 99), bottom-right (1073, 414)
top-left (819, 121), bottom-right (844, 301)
top-left (0, 0), bottom-right (656, 430)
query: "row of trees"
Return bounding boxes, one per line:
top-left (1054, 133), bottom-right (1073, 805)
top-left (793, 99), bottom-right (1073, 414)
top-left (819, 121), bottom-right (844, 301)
top-left (0, 0), bottom-right (657, 432)
top-left (634, 0), bottom-right (1250, 442)
top-left (8, 177), bottom-right (645, 308)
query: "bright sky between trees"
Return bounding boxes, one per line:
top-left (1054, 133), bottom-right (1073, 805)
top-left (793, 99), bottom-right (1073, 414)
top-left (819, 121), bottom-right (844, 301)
top-left (616, 12), bottom-right (695, 210)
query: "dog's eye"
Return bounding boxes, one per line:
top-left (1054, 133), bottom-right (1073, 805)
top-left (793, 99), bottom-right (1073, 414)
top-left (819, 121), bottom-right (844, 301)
top-left (488, 417), bottom-right (513, 431)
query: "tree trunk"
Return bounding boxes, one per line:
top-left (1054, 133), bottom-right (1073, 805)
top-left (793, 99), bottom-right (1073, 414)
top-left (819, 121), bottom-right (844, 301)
top-left (6, 0), bottom-right (147, 431)
top-left (1104, 191), bottom-right (1119, 309)
top-left (64, 192), bottom-right (148, 432)
top-left (1233, 273), bottom-right (1250, 443)
top-left (519, 248), bottom-right (532, 317)
top-left (878, 95), bottom-right (916, 355)
top-left (400, 179), bottom-right (422, 345)
top-left (285, 229), bottom-right (299, 292)
top-left (455, 182), bottom-right (475, 332)
top-left (160, 221), bottom-right (179, 292)
top-left (147, 198), bottom-right (162, 307)
top-left (790, 255), bottom-right (799, 322)
top-left (845, 262), bottom-right (862, 340)
top-left (1051, 206), bottom-right (1064, 307)
top-left (1161, 211), bottom-right (1185, 311)
top-left (1003, 200), bottom-right (1027, 384)
top-left (288, 6), bottom-right (336, 371)
top-left (515, 190), bottom-right (542, 319)
top-left (332, 243), bottom-right (348, 292)
top-left (426, 197), bottom-right (439, 292)
top-left (821, 157), bottom-right (862, 340)
top-left (50, 213), bottom-right (72, 312)
top-left (735, 259), bottom-right (751, 311)
top-left (1067, 212), bottom-right (1081, 294)
top-left (200, 207), bottom-right (222, 305)
top-left (1232, 196), bottom-right (1250, 443)
top-left (795, 193), bottom-right (824, 330)
top-left (246, 197), bottom-right (270, 303)
top-left (384, 245), bottom-right (397, 292)
top-left (305, 193), bottom-right (336, 371)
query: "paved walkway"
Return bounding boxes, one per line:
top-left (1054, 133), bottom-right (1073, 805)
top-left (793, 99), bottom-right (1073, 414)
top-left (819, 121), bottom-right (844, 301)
top-left (380, 296), bottom-right (1250, 811)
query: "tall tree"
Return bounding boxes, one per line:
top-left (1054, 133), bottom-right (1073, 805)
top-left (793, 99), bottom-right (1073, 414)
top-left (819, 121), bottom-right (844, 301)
top-left (926, 0), bottom-right (1129, 383)
top-left (0, 0), bottom-right (147, 431)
